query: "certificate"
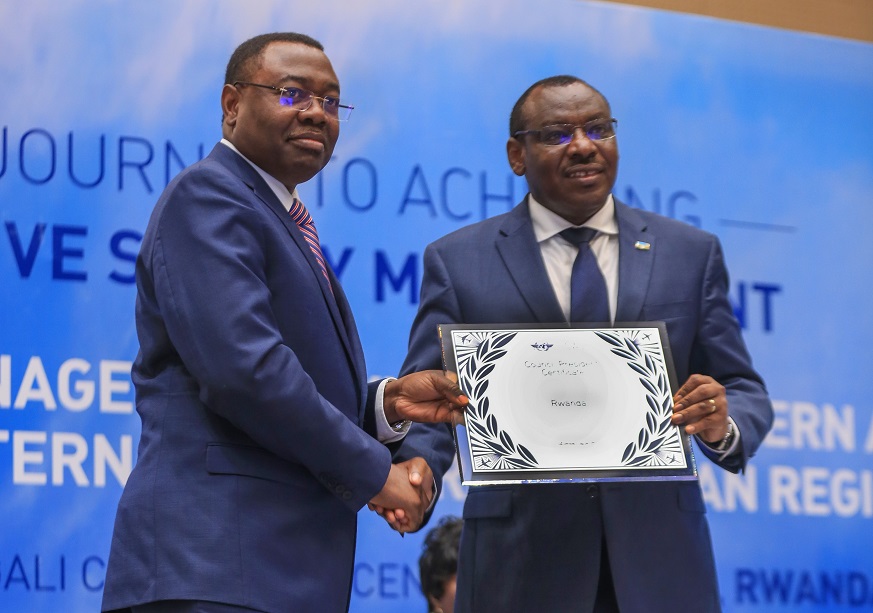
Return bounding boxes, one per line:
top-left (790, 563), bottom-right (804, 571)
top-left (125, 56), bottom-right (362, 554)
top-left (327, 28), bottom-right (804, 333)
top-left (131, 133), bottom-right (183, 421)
top-left (439, 323), bottom-right (697, 485)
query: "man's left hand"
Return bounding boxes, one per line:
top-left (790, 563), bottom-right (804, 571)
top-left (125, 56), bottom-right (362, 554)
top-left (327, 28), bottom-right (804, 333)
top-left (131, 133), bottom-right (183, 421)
top-left (671, 374), bottom-right (728, 443)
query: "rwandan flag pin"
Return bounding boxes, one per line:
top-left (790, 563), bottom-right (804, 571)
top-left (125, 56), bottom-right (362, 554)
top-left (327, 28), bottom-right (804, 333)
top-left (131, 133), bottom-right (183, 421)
top-left (634, 241), bottom-right (651, 250)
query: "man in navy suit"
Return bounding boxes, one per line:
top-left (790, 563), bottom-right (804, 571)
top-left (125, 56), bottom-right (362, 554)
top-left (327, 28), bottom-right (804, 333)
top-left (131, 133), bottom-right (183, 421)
top-left (400, 76), bottom-right (773, 612)
top-left (101, 33), bottom-right (466, 613)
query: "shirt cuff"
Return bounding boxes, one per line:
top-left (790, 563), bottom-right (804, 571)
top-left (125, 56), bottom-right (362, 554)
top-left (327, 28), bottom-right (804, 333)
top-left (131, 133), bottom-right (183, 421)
top-left (375, 378), bottom-right (410, 443)
top-left (697, 416), bottom-right (741, 461)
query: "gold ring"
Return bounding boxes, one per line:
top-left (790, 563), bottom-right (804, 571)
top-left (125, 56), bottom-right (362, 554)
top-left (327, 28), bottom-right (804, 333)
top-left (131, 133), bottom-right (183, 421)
top-left (708, 399), bottom-right (717, 412)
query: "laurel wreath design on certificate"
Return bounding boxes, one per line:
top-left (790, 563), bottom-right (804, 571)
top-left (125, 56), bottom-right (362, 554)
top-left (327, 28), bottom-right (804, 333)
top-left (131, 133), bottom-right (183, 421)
top-left (453, 331), bottom-right (540, 470)
top-left (455, 329), bottom-right (684, 472)
top-left (593, 330), bottom-right (684, 466)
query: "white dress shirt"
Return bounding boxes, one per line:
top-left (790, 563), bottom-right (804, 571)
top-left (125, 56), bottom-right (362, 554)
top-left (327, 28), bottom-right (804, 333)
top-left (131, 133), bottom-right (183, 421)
top-left (528, 194), bottom-right (619, 323)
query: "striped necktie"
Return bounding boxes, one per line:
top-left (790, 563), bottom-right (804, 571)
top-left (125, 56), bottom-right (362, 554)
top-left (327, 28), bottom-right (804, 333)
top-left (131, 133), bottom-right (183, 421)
top-left (289, 198), bottom-right (332, 292)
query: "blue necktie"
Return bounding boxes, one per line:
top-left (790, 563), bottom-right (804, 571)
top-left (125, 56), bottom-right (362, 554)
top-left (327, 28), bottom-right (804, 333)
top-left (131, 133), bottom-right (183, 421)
top-left (559, 227), bottom-right (610, 323)
top-left (289, 198), bottom-right (332, 293)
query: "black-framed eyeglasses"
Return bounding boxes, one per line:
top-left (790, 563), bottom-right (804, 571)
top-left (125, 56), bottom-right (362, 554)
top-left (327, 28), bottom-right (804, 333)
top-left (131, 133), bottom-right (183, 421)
top-left (233, 81), bottom-right (354, 121)
top-left (513, 118), bottom-right (618, 146)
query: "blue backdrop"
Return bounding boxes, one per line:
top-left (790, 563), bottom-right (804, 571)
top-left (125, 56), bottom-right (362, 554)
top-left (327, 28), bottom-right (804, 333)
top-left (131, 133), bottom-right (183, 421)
top-left (1, 1), bottom-right (872, 611)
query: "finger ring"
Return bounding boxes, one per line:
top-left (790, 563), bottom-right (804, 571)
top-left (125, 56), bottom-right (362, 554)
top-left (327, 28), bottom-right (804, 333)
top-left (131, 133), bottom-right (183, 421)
top-left (708, 399), bottom-right (717, 412)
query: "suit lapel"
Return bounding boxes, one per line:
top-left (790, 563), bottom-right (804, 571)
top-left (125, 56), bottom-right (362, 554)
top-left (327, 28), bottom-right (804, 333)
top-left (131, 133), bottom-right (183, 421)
top-left (495, 199), bottom-right (567, 324)
top-left (328, 272), bottom-right (369, 413)
top-left (209, 144), bottom-right (364, 387)
top-left (614, 200), bottom-right (655, 322)
top-left (262, 191), bottom-right (360, 371)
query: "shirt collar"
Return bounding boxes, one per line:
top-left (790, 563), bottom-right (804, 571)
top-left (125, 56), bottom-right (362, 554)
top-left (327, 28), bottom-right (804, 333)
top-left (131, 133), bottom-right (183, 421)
top-left (528, 193), bottom-right (618, 243)
top-left (220, 138), bottom-right (298, 211)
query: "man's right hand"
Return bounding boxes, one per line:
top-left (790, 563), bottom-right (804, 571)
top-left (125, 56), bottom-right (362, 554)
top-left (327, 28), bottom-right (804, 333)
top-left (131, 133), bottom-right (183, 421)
top-left (368, 458), bottom-right (434, 534)
top-left (384, 371), bottom-right (468, 425)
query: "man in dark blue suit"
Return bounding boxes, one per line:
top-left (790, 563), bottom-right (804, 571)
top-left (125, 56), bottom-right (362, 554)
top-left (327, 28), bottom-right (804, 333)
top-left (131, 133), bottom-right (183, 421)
top-left (400, 76), bottom-right (773, 612)
top-left (101, 33), bottom-right (466, 613)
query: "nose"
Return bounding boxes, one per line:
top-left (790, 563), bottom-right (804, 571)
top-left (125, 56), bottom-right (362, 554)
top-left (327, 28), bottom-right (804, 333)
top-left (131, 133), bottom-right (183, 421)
top-left (567, 127), bottom-right (597, 149)
top-left (565, 127), bottom-right (597, 157)
top-left (297, 96), bottom-right (328, 124)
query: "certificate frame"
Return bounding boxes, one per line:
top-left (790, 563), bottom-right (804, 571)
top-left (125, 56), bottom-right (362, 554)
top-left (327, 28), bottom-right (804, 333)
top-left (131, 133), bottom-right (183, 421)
top-left (439, 323), bottom-right (698, 485)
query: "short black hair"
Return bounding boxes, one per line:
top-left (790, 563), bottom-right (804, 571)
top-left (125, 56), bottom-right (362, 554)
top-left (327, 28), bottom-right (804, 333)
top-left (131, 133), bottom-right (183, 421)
top-left (224, 32), bottom-right (324, 85)
top-left (509, 75), bottom-right (608, 135)
top-left (419, 515), bottom-right (463, 607)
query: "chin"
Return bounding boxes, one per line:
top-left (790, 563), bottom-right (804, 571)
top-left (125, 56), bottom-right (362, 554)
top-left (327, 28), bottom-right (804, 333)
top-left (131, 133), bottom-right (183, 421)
top-left (282, 158), bottom-right (327, 182)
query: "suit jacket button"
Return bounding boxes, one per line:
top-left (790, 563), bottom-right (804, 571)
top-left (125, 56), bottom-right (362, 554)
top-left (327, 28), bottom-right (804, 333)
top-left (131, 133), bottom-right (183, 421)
top-left (587, 484), bottom-right (599, 498)
top-left (342, 491), bottom-right (352, 501)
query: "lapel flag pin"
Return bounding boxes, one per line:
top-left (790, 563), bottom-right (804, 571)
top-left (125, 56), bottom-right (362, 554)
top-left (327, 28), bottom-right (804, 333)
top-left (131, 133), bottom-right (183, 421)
top-left (634, 241), bottom-right (651, 251)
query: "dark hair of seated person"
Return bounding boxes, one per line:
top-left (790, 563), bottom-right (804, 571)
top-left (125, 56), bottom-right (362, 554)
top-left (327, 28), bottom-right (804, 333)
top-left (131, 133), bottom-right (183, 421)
top-left (419, 515), bottom-right (463, 613)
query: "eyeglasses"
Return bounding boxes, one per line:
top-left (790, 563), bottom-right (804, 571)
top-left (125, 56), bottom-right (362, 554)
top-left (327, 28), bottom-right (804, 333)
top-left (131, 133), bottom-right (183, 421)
top-left (233, 81), bottom-right (354, 121)
top-left (513, 119), bottom-right (617, 146)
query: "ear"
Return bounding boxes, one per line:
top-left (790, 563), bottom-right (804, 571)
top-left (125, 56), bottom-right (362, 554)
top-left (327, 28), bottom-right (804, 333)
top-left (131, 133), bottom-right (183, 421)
top-left (506, 137), bottom-right (526, 176)
top-left (426, 595), bottom-right (444, 613)
top-left (221, 83), bottom-right (241, 129)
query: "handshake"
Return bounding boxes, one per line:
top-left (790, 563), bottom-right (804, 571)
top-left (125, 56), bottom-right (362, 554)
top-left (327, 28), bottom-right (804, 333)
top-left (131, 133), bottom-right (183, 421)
top-left (367, 370), bottom-right (468, 534)
top-left (368, 457), bottom-right (437, 535)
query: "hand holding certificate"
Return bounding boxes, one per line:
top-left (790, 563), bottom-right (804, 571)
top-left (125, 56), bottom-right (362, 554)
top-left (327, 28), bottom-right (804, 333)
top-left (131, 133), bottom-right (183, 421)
top-left (440, 323), bottom-right (697, 485)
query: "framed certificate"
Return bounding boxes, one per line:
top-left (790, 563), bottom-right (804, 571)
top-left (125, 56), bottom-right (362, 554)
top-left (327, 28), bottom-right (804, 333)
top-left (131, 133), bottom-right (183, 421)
top-left (439, 323), bottom-right (697, 485)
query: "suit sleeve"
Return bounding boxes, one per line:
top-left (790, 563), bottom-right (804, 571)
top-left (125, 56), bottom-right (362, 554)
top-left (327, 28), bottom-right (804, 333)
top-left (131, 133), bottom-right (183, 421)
top-left (393, 244), bottom-right (460, 519)
top-left (690, 237), bottom-right (773, 473)
top-left (145, 167), bottom-right (389, 510)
